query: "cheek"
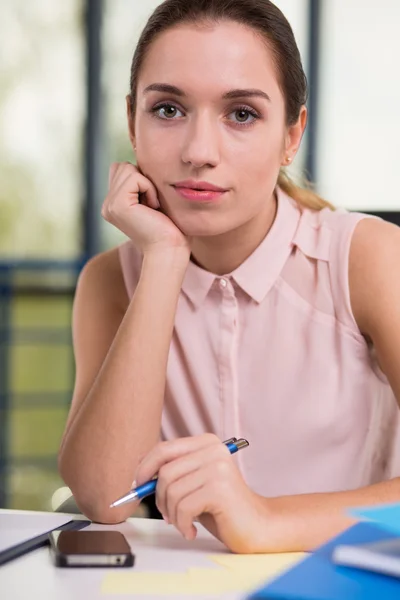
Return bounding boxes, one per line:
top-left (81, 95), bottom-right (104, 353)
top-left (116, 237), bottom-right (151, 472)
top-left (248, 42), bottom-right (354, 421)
top-left (136, 119), bottom-right (175, 166)
top-left (236, 142), bottom-right (281, 190)
top-left (228, 121), bottom-right (284, 168)
top-left (136, 143), bottom-right (172, 188)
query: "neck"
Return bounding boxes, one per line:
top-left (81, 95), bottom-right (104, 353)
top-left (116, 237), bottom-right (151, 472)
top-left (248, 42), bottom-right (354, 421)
top-left (190, 192), bottom-right (277, 275)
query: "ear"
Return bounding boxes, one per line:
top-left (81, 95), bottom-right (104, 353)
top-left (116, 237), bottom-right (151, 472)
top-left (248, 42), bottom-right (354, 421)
top-left (281, 105), bottom-right (307, 166)
top-left (126, 95), bottom-right (136, 151)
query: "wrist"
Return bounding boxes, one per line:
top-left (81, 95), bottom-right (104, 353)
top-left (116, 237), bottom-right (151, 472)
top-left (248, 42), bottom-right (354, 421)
top-left (247, 494), bottom-right (291, 553)
top-left (254, 495), bottom-right (312, 553)
top-left (250, 494), bottom-right (278, 552)
top-left (143, 246), bottom-right (190, 270)
top-left (140, 248), bottom-right (190, 291)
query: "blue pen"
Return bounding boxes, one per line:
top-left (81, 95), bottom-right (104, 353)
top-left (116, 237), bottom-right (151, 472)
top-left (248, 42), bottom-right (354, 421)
top-left (109, 437), bottom-right (249, 508)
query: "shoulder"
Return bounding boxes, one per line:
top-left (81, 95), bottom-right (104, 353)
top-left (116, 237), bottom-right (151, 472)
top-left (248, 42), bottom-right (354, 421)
top-left (350, 216), bottom-right (400, 260)
top-left (291, 203), bottom-right (362, 263)
top-left (75, 246), bottom-right (129, 315)
top-left (78, 246), bottom-right (124, 287)
top-left (349, 217), bottom-right (400, 336)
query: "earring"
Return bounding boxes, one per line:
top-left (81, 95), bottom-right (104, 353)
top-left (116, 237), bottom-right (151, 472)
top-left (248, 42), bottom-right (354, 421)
top-left (286, 156), bottom-right (292, 164)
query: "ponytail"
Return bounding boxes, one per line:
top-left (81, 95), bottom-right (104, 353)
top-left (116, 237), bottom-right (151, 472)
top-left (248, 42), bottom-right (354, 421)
top-left (278, 170), bottom-right (335, 211)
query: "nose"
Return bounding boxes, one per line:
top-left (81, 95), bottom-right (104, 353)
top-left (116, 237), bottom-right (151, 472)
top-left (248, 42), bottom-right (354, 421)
top-left (181, 111), bottom-right (220, 169)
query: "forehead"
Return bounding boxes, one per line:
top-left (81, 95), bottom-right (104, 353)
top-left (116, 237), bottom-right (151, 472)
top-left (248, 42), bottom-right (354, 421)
top-left (137, 20), bottom-right (281, 100)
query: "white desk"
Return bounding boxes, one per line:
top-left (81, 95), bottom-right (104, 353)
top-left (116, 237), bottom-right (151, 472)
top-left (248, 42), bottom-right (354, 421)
top-left (0, 509), bottom-right (269, 600)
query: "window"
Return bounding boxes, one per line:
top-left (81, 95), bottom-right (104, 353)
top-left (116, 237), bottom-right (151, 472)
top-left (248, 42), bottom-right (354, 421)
top-left (0, 0), bottom-right (84, 258)
top-left (0, 0), bottom-right (84, 510)
top-left (316, 0), bottom-right (400, 210)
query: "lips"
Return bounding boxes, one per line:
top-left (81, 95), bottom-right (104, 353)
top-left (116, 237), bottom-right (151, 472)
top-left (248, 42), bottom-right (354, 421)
top-left (172, 183), bottom-right (227, 203)
top-left (173, 180), bottom-right (227, 192)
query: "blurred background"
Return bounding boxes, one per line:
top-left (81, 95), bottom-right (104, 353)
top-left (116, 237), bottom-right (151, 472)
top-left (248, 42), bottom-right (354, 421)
top-left (0, 0), bottom-right (399, 512)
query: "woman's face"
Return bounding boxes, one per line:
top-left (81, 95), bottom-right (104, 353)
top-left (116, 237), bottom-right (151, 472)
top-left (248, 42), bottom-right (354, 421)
top-left (131, 20), bottom-right (305, 237)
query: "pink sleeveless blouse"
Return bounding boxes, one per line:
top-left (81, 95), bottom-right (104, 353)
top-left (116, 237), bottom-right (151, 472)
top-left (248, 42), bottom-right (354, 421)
top-left (118, 188), bottom-right (400, 497)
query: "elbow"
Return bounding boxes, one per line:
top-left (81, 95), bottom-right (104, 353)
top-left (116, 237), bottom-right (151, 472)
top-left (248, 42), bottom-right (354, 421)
top-left (78, 504), bottom-right (129, 525)
top-left (59, 481), bottom-right (133, 525)
top-left (57, 447), bottom-right (76, 497)
top-left (57, 452), bottom-right (136, 525)
top-left (75, 494), bottom-right (136, 525)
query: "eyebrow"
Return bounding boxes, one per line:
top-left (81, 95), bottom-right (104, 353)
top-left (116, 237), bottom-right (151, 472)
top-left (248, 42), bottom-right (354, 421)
top-left (143, 83), bottom-right (271, 102)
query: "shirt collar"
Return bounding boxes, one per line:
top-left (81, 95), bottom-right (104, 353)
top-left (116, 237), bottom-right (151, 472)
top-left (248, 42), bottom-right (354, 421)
top-left (181, 187), bottom-right (301, 307)
top-left (181, 257), bottom-right (217, 308)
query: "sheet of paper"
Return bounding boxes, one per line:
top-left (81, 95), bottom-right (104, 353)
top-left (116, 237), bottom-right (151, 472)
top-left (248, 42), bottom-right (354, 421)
top-left (101, 551), bottom-right (305, 595)
top-left (0, 512), bottom-right (73, 553)
top-left (349, 502), bottom-right (400, 536)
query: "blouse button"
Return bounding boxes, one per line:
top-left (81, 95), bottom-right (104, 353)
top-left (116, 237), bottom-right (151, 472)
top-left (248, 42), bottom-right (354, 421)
top-left (219, 278), bottom-right (228, 289)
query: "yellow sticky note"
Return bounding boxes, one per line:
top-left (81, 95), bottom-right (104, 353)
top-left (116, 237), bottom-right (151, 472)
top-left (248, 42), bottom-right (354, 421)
top-left (101, 552), bottom-right (305, 596)
top-left (102, 567), bottom-right (268, 596)
top-left (209, 551), bottom-right (305, 576)
top-left (186, 565), bottom-right (279, 593)
top-left (102, 571), bottom-right (192, 595)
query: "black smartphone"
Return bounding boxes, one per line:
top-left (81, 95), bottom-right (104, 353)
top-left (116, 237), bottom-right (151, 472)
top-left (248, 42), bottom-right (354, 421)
top-left (49, 530), bottom-right (134, 568)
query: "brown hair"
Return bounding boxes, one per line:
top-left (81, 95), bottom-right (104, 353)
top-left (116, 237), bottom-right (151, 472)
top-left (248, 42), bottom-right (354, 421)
top-left (129, 0), bottom-right (334, 211)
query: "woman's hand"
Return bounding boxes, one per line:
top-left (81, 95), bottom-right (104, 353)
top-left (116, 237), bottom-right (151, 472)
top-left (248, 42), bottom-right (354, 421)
top-left (135, 434), bottom-right (270, 553)
top-left (102, 162), bottom-right (190, 257)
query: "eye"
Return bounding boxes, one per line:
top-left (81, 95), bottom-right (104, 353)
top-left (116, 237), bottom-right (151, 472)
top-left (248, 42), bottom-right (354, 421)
top-left (228, 106), bottom-right (260, 126)
top-left (151, 103), bottom-right (184, 120)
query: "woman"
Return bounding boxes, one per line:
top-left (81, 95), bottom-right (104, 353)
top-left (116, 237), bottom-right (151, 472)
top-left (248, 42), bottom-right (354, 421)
top-left (58, 0), bottom-right (400, 553)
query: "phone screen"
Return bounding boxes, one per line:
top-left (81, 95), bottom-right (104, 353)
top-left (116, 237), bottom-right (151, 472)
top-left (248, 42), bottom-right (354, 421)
top-left (49, 530), bottom-right (134, 567)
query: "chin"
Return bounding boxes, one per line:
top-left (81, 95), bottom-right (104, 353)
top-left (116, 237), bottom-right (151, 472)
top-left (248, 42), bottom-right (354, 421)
top-left (167, 212), bottom-right (237, 238)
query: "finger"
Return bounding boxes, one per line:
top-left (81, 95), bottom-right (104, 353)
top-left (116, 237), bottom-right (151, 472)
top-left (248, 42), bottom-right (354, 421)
top-left (135, 434), bottom-right (221, 487)
top-left (106, 163), bottom-right (134, 216)
top-left (109, 162), bottom-right (139, 194)
top-left (164, 467), bottom-right (209, 534)
top-left (108, 162), bottom-right (141, 195)
top-left (156, 443), bottom-right (224, 518)
top-left (108, 162), bottom-right (120, 190)
top-left (110, 166), bottom-right (160, 211)
top-left (175, 484), bottom-right (215, 541)
top-left (134, 173), bottom-right (160, 209)
top-left (167, 456), bottom-right (234, 530)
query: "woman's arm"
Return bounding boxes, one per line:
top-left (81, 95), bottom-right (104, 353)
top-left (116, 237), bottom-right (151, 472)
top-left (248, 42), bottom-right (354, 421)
top-left (263, 217), bottom-right (400, 551)
top-left (58, 245), bottom-right (189, 524)
top-left (59, 162), bottom-right (191, 524)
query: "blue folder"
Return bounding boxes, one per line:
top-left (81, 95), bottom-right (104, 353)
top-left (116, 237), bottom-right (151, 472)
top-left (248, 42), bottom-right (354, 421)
top-left (247, 522), bottom-right (400, 600)
top-left (349, 502), bottom-right (400, 537)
